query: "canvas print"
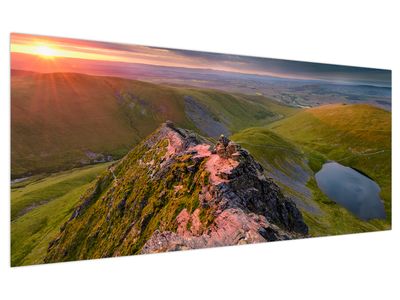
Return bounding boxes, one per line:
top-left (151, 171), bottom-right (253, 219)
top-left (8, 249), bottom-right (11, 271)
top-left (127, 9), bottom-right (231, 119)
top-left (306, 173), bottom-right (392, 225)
top-left (10, 33), bottom-right (391, 266)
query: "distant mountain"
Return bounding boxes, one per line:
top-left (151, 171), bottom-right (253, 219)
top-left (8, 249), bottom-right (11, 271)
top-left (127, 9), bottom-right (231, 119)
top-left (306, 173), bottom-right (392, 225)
top-left (11, 70), bottom-right (296, 178)
top-left (44, 122), bottom-right (308, 262)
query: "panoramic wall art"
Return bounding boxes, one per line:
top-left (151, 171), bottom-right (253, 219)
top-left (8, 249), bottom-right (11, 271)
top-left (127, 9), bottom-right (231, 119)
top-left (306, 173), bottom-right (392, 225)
top-left (10, 33), bottom-right (391, 266)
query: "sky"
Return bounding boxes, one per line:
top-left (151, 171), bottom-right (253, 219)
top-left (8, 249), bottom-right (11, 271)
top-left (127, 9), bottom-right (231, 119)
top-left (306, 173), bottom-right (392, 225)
top-left (11, 33), bottom-right (391, 86)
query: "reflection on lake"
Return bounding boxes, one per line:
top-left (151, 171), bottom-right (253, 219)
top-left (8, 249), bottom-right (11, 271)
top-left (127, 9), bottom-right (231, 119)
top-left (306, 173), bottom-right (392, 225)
top-left (315, 162), bottom-right (386, 220)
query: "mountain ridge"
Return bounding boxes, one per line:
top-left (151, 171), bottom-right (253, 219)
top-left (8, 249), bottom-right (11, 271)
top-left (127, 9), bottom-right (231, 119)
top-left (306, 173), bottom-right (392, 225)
top-left (45, 122), bottom-right (307, 262)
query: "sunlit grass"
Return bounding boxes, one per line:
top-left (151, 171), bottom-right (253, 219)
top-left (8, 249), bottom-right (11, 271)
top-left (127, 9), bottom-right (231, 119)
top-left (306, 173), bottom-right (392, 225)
top-left (11, 163), bottom-right (111, 266)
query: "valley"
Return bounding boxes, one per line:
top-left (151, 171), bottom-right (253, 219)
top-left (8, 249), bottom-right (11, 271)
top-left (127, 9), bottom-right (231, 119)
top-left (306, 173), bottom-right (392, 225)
top-left (11, 70), bottom-right (296, 179)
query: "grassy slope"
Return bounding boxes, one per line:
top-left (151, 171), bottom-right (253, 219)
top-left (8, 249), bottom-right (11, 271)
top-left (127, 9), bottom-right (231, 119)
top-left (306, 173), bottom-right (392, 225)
top-left (11, 163), bottom-right (111, 266)
top-left (178, 88), bottom-right (298, 133)
top-left (11, 71), bottom-right (296, 178)
top-left (231, 127), bottom-right (307, 176)
top-left (44, 128), bottom-right (213, 263)
top-left (265, 103), bottom-right (391, 235)
top-left (11, 72), bottom-right (189, 177)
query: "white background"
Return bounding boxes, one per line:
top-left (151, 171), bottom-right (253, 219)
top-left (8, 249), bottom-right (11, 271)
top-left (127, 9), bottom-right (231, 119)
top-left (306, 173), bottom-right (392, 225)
top-left (0, 1), bottom-right (399, 299)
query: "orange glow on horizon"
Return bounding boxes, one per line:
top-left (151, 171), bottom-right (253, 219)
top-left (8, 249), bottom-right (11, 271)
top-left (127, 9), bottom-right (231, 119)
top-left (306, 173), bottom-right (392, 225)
top-left (11, 41), bottom-right (125, 63)
top-left (9, 33), bottom-right (303, 80)
top-left (11, 33), bottom-right (259, 74)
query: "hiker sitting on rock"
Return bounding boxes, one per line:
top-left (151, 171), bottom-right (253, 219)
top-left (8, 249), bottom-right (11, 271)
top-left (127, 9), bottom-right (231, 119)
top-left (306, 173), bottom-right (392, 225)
top-left (219, 134), bottom-right (230, 147)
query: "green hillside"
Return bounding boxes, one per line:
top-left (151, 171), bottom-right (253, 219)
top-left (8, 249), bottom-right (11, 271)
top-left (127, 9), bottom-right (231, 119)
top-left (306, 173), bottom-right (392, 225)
top-left (11, 71), bottom-right (296, 178)
top-left (231, 127), bottom-right (308, 176)
top-left (11, 162), bottom-right (111, 267)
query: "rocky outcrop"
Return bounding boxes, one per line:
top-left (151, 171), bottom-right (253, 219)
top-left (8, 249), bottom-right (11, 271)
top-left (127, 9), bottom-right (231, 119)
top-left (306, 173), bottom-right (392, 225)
top-left (141, 130), bottom-right (308, 253)
top-left (45, 122), bottom-right (308, 263)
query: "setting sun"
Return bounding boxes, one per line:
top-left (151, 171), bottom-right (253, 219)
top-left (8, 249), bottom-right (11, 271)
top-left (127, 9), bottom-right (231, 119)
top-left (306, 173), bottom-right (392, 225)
top-left (33, 45), bottom-right (56, 58)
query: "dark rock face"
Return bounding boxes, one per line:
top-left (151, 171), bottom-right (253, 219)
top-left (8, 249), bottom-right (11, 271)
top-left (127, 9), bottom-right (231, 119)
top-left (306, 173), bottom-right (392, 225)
top-left (45, 122), bottom-right (308, 262)
top-left (218, 150), bottom-right (308, 235)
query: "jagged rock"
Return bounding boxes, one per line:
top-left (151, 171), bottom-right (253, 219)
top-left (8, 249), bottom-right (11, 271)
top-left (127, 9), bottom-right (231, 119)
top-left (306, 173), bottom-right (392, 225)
top-left (45, 122), bottom-right (308, 263)
top-left (215, 143), bottom-right (227, 158)
top-left (214, 135), bottom-right (242, 161)
top-left (226, 141), bottom-right (240, 157)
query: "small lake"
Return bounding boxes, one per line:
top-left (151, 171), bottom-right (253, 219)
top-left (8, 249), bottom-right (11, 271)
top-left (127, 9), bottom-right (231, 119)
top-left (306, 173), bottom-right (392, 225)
top-left (315, 162), bottom-right (386, 220)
